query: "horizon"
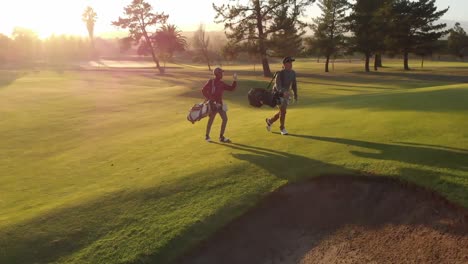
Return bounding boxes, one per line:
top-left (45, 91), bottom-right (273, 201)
top-left (0, 0), bottom-right (466, 39)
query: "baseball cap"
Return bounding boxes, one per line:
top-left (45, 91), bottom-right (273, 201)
top-left (283, 57), bottom-right (295, 63)
top-left (213, 67), bottom-right (224, 75)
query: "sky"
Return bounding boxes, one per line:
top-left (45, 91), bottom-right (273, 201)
top-left (0, 0), bottom-right (466, 39)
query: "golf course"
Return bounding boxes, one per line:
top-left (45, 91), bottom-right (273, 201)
top-left (1, 59), bottom-right (467, 263)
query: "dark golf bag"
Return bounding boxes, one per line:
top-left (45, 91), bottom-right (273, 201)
top-left (247, 71), bottom-right (282, 108)
top-left (248, 88), bottom-right (279, 108)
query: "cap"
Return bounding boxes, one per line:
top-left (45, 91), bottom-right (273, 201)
top-left (213, 67), bottom-right (224, 75)
top-left (283, 57), bottom-right (295, 64)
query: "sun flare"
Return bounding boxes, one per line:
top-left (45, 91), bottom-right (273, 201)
top-left (1, 0), bottom-right (92, 39)
top-left (0, 0), bottom-right (224, 39)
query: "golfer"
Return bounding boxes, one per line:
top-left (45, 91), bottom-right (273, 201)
top-left (265, 57), bottom-right (298, 135)
top-left (202, 67), bottom-right (237, 142)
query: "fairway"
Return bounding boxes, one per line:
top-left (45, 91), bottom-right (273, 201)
top-left (1, 60), bottom-right (468, 263)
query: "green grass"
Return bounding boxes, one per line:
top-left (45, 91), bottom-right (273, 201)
top-left (1, 59), bottom-right (467, 263)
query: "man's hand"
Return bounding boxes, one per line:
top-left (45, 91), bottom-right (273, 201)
top-left (233, 73), bottom-right (238, 81)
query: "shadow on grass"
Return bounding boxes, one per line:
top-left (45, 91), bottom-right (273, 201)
top-left (300, 80), bottom-right (392, 90)
top-left (287, 134), bottom-right (468, 172)
top-left (0, 144), bottom-right (355, 264)
top-left (215, 142), bottom-right (357, 181)
top-left (0, 71), bottom-right (23, 88)
top-left (355, 71), bottom-right (468, 84)
top-left (297, 72), bottom-right (446, 89)
top-left (2, 140), bottom-right (467, 264)
top-left (0, 169), bottom-right (256, 264)
top-left (313, 86), bottom-right (468, 112)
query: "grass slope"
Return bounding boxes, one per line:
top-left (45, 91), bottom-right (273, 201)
top-left (0, 60), bottom-right (467, 263)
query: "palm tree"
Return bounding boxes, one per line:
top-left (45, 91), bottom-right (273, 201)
top-left (82, 6), bottom-right (97, 49)
top-left (151, 24), bottom-right (187, 65)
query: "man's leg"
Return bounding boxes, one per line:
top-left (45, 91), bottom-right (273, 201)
top-left (279, 103), bottom-right (287, 130)
top-left (219, 110), bottom-right (228, 139)
top-left (205, 110), bottom-right (217, 140)
top-left (268, 110), bottom-right (281, 125)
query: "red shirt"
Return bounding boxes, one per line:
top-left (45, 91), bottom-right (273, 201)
top-left (202, 78), bottom-right (237, 104)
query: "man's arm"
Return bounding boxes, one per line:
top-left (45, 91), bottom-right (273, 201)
top-left (292, 78), bottom-right (298, 100)
top-left (222, 80), bottom-right (237, 91)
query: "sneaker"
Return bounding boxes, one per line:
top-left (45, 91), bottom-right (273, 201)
top-left (280, 128), bottom-right (288, 135)
top-left (219, 136), bottom-right (231, 143)
top-left (205, 136), bottom-right (212, 142)
top-left (265, 118), bottom-right (272, 132)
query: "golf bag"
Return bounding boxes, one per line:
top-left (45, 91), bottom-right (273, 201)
top-left (248, 88), bottom-right (279, 108)
top-left (187, 102), bottom-right (211, 124)
top-left (247, 71), bottom-right (283, 108)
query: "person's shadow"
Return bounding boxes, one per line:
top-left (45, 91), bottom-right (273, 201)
top-left (285, 134), bottom-right (468, 172)
top-left (212, 142), bottom-right (357, 182)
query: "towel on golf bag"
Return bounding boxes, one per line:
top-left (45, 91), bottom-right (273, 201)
top-left (248, 88), bottom-right (280, 108)
top-left (187, 102), bottom-right (211, 124)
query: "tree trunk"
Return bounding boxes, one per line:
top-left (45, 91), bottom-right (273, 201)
top-left (376, 54), bottom-right (383, 67)
top-left (325, 54), bottom-right (330, 72)
top-left (254, 0), bottom-right (272, 77)
top-left (374, 54), bottom-right (382, 71)
top-left (143, 31), bottom-right (163, 74)
top-left (365, 53), bottom-right (370, 72)
top-left (261, 55), bottom-right (272, 77)
top-left (374, 55), bottom-right (378, 71)
top-left (202, 48), bottom-right (211, 71)
top-left (421, 55), bottom-right (424, 68)
top-left (404, 51), bottom-right (410, 70)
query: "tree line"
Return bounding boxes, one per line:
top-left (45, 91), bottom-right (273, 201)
top-left (1, 0), bottom-right (467, 75)
top-left (214, 0), bottom-right (467, 75)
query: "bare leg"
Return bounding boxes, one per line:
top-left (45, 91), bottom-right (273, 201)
top-left (269, 103), bottom-right (287, 129)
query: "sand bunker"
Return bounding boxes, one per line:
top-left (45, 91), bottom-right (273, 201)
top-left (178, 176), bottom-right (468, 264)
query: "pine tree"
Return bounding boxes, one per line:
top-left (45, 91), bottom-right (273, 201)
top-left (448, 22), bottom-right (468, 60)
top-left (388, 0), bottom-right (448, 70)
top-left (347, 0), bottom-right (389, 72)
top-left (213, 0), bottom-right (315, 77)
top-left (311, 0), bottom-right (348, 72)
top-left (268, 4), bottom-right (306, 58)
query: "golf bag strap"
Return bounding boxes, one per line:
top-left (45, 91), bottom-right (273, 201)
top-left (266, 72), bottom-right (278, 90)
top-left (211, 79), bottom-right (216, 95)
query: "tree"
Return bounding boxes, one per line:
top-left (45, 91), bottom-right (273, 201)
top-left (192, 24), bottom-right (212, 71)
top-left (448, 22), bottom-right (468, 60)
top-left (213, 0), bottom-right (315, 77)
top-left (112, 0), bottom-right (168, 74)
top-left (221, 42), bottom-right (241, 63)
top-left (82, 6), bottom-right (97, 50)
top-left (388, 0), bottom-right (448, 70)
top-left (311, 0), bottom-right (348, 72)
top-left (268, 4), bottom-right (306, 58)
top-left (152, 24), bottom-right (187, 63)
top-left (414, 40), bottom-right (443, 68)
top-left (11, 28), bottom-right (41, 63)
top-left (304, 36), bottom-right (324, 62)
top-left (347, 0), bottom-right (389, 72)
